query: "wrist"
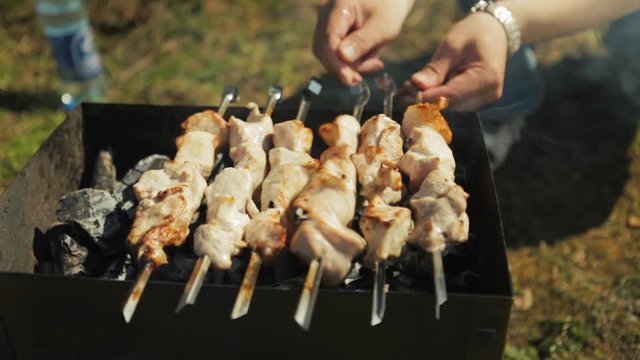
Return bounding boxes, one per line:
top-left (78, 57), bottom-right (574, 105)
top-left (470, 0), bottom-right (521, 56)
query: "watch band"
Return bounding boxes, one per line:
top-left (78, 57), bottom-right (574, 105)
top-left (471, 0), bottom-right (522, 56)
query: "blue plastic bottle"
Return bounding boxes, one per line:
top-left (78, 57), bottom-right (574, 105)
top-left (35, 0), bottom-right (106, 110)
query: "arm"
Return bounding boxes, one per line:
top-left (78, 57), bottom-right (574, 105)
top-left (409, 0), bottom-right (640, 110)
top-left (505, 0), bottom-right (640, 44)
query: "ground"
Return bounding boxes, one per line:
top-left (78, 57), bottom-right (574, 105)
top-left (0, 1), bottom-right (638, 359)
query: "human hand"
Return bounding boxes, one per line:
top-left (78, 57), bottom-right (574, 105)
top-left (404, 12), bottom-right (509, 111)
top-left (313, 0), bottom-right (415, 85)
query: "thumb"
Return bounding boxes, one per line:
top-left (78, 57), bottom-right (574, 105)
top-left (411, 53), bottom-right (452, 90)
top-left (338, 19), bottom-right (389, 63)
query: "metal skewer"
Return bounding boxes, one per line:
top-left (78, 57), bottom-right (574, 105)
top-left (230, 84), bottom-right (284, 320)
top-left (376, 72), bottom-right (397, 117)
top-left (122, 262), bottom-right (153, 323)
top-left (294, 81), bottom-right (368, 331)
top-left (124, 86), bottom-right (239, 321)
top-left (232, 80), bottom-right (322, 319)
top-left (174, 86), bottom-right (239, 313)
top-left (433, 250), bottom-right (447, 319)
top-left (371, 260), bottom-right (386, 326)
top-left (369, 74), bottom-right (397, 326)
top-left (296, 77), bottom-right (323, 121)
top-left (294, 257), bottom-right (324, 330)
top-left (352, 81), bottom-right (371, 121)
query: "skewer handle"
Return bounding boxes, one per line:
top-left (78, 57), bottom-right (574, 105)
top-left (264, 85), bottom-right (283, 117)
top-left (219, 86), bottom-right (239, 116)
top-left (122, 262), bottom-right (154, 323)
top-left (296, 77), bottom-right (323, 122)
top-left (231, 251), bottom-right (263, 319)
top-left (175, 255), bottom-right (211, 313)
top-left (352, 81), bottom-right (371, 122)
top-left (376, 73), bottom-right (397, 117)
top-left (432, 250), bottom-right (447, 320)
top-left (294, 257), bottom-right (324, 331)
top-left (371, 260), bottom-right (387, 326)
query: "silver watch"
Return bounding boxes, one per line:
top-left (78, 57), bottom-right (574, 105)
top-left (471, 0), bottom-right (522, 56)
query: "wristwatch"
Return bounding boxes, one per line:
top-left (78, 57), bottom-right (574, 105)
top-left (470, 0), bottom-right (521, 56)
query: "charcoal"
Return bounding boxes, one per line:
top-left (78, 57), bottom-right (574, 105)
top-left (118, 199), bottom-right (137, 221)
top-left (101, 253), bottom-right (132, 280)
top-left (91, 149), bottom-right (117, 193)
top-left (55, 188), bottom-right (125, 255)
top-left (154, 250), bottom-right (198, 282)
top-left (59, 233), bottom-right (90, 276)
top-left (32, 227), bottom-right (53, 274)
top-left (121, 154), bottom-right (169, 187)
top-left (45, 223), bottom-right (102, 276)
top-left (227, 254), bottom-right (249, 285)
top-left (344, 262), bottom-right (363, 285)
top-left (114, 154), bottom-right (169, 205)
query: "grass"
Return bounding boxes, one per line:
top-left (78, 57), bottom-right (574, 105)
top-left (1, 1), bottom-right (639, 358)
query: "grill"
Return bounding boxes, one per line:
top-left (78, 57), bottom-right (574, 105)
top-left (0, 103), bottom-right (511, 360)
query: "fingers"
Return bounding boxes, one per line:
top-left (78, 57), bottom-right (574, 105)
top-left (337, 15), bottom-right (395, 64)
top-left (419, 67), bottom-right (503, 111)
top-left (313, 2), bottom-right (363, 84)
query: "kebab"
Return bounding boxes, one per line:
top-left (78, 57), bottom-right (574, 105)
top-left (175, 86), bottom-right (281, 311)
top-left (289, 83), bottom-right (370, 330)
top-left (351, 74), bottom-right (412, 326)
top-left (231, 79), bottom-right (323, 319)
top-left (398, 97), bottom-right (470, 318)
top-left (122, 87), bottom-right (238, 323)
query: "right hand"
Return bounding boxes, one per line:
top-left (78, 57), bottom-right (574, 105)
top-left (401, 12), bottom-right (509, 111)
top-left (313, 0), bottom-right (415, 85)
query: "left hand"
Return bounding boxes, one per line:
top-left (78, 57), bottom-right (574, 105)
top-left (403, 12), bottom-right (509, 111)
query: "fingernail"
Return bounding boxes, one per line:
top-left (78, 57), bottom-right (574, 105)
top-left (340, 43), bottom-right (356, 62)
top-left (412, 72), bottom-right (431, 86)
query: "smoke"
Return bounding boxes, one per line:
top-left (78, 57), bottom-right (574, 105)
top-left (604, 11), bottom-right (640, 106)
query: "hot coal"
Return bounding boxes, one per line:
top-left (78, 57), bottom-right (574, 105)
top-left (55, 188), bottom-right (126, 256)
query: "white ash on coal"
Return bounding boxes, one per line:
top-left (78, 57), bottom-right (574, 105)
top-left (91, 149), bottom-right (117, 193)
top-left (101, 253), bottom-right (133, 280)
top-left (55, 188), bottom-right (126, 255)
top-left (120, 154), bottom-right (170, 187)
top-left (43, 223), bottom-right (102, 276)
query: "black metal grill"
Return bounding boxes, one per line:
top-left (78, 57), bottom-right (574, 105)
top-left (0, 103), bottom-right (511, 360)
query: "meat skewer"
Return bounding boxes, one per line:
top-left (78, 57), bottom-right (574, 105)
top-left (231, 79), bottom-right (322, 319)
top-left (122, 87), bottom-right (238, 323)
top-left (290, 82), bottom-right (370, 331)
top-left (398, 97), bottom-right (470, 319)
top-left (175, 86), bottom-right (280, 312)
top-left (352, 73), bottom-right (412, 326)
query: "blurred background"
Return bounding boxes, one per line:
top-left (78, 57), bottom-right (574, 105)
top-left (1, 0), bottom-right (639, 358)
